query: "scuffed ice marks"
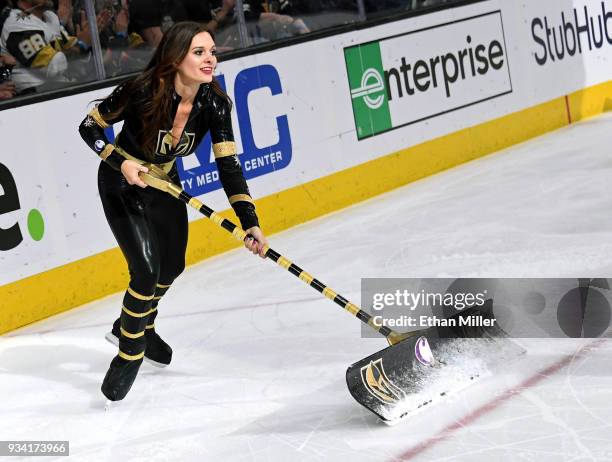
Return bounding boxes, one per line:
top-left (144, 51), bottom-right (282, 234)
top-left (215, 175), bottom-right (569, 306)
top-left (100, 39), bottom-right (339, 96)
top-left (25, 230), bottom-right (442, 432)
top-left (376, 337), bottom-right (525, 424)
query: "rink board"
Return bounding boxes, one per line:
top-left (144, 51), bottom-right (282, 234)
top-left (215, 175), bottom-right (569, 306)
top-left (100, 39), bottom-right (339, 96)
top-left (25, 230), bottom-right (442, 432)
top-left (1, 0), bottom-right (611, 333)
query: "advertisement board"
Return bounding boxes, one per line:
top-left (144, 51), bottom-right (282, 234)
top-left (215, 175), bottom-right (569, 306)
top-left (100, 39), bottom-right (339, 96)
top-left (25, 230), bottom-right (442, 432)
top-left (1, 0), bottom-right (610, 331)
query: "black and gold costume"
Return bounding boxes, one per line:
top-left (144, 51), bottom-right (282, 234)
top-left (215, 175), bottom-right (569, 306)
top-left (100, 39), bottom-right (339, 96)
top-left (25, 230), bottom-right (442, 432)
top-left (79, 81), bottom-right (259, 401)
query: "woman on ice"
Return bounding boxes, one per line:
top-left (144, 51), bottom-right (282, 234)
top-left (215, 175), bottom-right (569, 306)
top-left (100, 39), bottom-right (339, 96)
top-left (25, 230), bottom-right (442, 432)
top-left (79, 21), bottom-right (267, 402)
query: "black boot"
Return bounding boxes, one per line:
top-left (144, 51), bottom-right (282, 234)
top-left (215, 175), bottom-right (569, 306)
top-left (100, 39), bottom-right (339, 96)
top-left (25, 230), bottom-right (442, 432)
top-left (101, 354), bottom-right (144, 401)
top-left (106, 316), bottom-right (172, 367)
top-left (144, 328), bottom-right (172, 367)
top-left (101, 286), bottom-right (152, 401)
top-left (105, 282), bottom-right (175, 370)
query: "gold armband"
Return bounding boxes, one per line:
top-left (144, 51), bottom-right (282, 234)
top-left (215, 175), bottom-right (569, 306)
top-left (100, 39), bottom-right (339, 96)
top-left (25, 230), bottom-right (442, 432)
top-left (99, 144), bottom-right (114, 160)
top-left (228, 194), bottom-right (254, 206)
top-left (213, 141), bottom-right (237, 158)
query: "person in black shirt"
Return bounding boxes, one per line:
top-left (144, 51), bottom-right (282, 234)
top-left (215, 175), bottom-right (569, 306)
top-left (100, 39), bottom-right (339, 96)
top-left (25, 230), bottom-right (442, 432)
top-left (79, 21), bottom-right (267, 403)
top-left (128, 0), bottom-right (188, 46)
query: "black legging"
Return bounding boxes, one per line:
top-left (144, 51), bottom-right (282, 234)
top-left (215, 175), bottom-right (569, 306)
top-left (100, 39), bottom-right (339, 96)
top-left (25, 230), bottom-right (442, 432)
top-left (97, 161), bottom-right (188, 296)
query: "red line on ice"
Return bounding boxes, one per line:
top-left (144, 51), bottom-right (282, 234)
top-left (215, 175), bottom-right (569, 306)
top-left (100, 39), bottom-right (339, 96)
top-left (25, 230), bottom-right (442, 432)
top-left (395, 339), bottom-right (606, 461)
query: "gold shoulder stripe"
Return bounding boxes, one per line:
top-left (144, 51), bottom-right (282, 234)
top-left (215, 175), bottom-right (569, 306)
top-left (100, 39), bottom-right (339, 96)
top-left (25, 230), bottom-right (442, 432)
top-left (99, 144), bottom-right (114, 160)
top-left (89, 106), bottom-right (110, 129)
top-left (228, 194), bottom-right (254, 206)
top-left (213, 141), bottom-right (237, 158)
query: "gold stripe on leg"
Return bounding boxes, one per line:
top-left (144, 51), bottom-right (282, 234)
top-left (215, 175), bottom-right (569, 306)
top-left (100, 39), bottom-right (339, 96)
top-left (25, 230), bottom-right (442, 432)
top-left (120, 327), bottom-right (145, 339)
top-left (122, 305), bottom-right (154, 318)
top-left (118, 350), bottom-right (145, 361)
top-left (127, 287), bottom-right (155, 301)
top-left (156, 283), bottom-right (171, 289)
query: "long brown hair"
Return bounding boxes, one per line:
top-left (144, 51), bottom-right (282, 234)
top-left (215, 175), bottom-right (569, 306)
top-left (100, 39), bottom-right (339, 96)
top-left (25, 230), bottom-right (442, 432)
top-left (105, 22), bottom-right (231, 158)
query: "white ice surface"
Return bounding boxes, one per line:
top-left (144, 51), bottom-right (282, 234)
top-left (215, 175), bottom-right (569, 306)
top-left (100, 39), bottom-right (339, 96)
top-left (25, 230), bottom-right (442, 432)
top-left (1, 114), bottom-right (612, 461)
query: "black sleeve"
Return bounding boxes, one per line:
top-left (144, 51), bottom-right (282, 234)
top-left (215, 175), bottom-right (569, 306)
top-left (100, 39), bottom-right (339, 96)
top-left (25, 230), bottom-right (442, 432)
top-left (77, 84), bottom-right (128, 171)
top-left (210, 95), bottom-right (260, 231)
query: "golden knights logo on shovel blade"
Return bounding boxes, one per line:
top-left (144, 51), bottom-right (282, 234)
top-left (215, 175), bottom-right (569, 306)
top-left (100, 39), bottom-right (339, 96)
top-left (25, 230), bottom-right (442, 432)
top-left (360, 358), bottom-right (406, 404)
top-left (347, 306), bottom-right (525, 424)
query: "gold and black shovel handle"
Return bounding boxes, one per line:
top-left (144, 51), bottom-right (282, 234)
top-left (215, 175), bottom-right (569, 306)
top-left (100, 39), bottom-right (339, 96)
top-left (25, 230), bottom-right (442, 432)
top-left (140, 164), bottom-right (413, 345)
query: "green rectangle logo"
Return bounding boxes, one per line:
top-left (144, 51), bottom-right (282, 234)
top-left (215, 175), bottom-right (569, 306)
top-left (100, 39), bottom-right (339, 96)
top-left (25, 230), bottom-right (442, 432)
top-left (344, 11), bottom-right (512, 141)
top-left (344, 42), bottom-right (392, 140)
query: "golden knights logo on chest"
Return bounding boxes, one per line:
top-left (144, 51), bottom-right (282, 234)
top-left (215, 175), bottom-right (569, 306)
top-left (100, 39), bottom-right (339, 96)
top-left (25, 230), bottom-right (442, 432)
top-left (156, 130), bottom-right (196, 156)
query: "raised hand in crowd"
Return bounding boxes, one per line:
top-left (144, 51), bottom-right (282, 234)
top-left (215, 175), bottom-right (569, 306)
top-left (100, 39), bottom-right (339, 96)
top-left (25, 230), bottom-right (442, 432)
top-left (75, 8), bottom-right (113, 47)
top-left (114, 4), bottom-right (129, 35)
top-left (0, 81), bottom-right (17, 100)
top-left (0, 54), bottom-right (16, 100)
top-left (209, 0), bottom-right (235, 32)
top-left (0, 54), bottom-right (17, 67)
top-left (57, 0), bottom-right (74, 32)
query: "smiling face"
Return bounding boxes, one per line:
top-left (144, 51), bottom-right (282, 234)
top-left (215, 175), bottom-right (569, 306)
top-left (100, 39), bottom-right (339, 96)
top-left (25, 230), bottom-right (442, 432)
top-left (175, 32), bottom-right (217, 85)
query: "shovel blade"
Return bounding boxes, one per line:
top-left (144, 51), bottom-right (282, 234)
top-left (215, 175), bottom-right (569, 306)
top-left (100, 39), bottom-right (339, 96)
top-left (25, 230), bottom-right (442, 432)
top-left (346, 305), bottom-right (525, 424)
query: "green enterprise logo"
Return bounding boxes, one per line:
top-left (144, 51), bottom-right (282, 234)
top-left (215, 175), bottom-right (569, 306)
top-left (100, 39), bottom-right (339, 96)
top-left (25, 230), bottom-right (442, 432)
top-left (344, 42), bottom-right (392, 140)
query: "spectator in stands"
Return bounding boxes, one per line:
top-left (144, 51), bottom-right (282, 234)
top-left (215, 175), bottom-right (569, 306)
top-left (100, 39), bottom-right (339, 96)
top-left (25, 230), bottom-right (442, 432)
top-left (0, 0), bottom-right (96, 93)
top-left (212, 0), bottom-right (309, 45)
top-left (257, 1), bottom-right (310, 38)
top-left (128, 0), bottom-right (188, 47)
top-left (174, 0), bottom-right (238, 40)
top-left (55, 0), bottom-right (151, 77)
top-left (0, 52), bottom-right (16, 99)
top-left (96, 1), bottom-right (151, 75)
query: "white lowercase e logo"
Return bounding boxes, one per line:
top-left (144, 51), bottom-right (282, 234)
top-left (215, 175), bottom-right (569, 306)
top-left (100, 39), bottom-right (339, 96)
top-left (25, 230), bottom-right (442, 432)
top-left (350, 68), bottom-right (385, 110)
